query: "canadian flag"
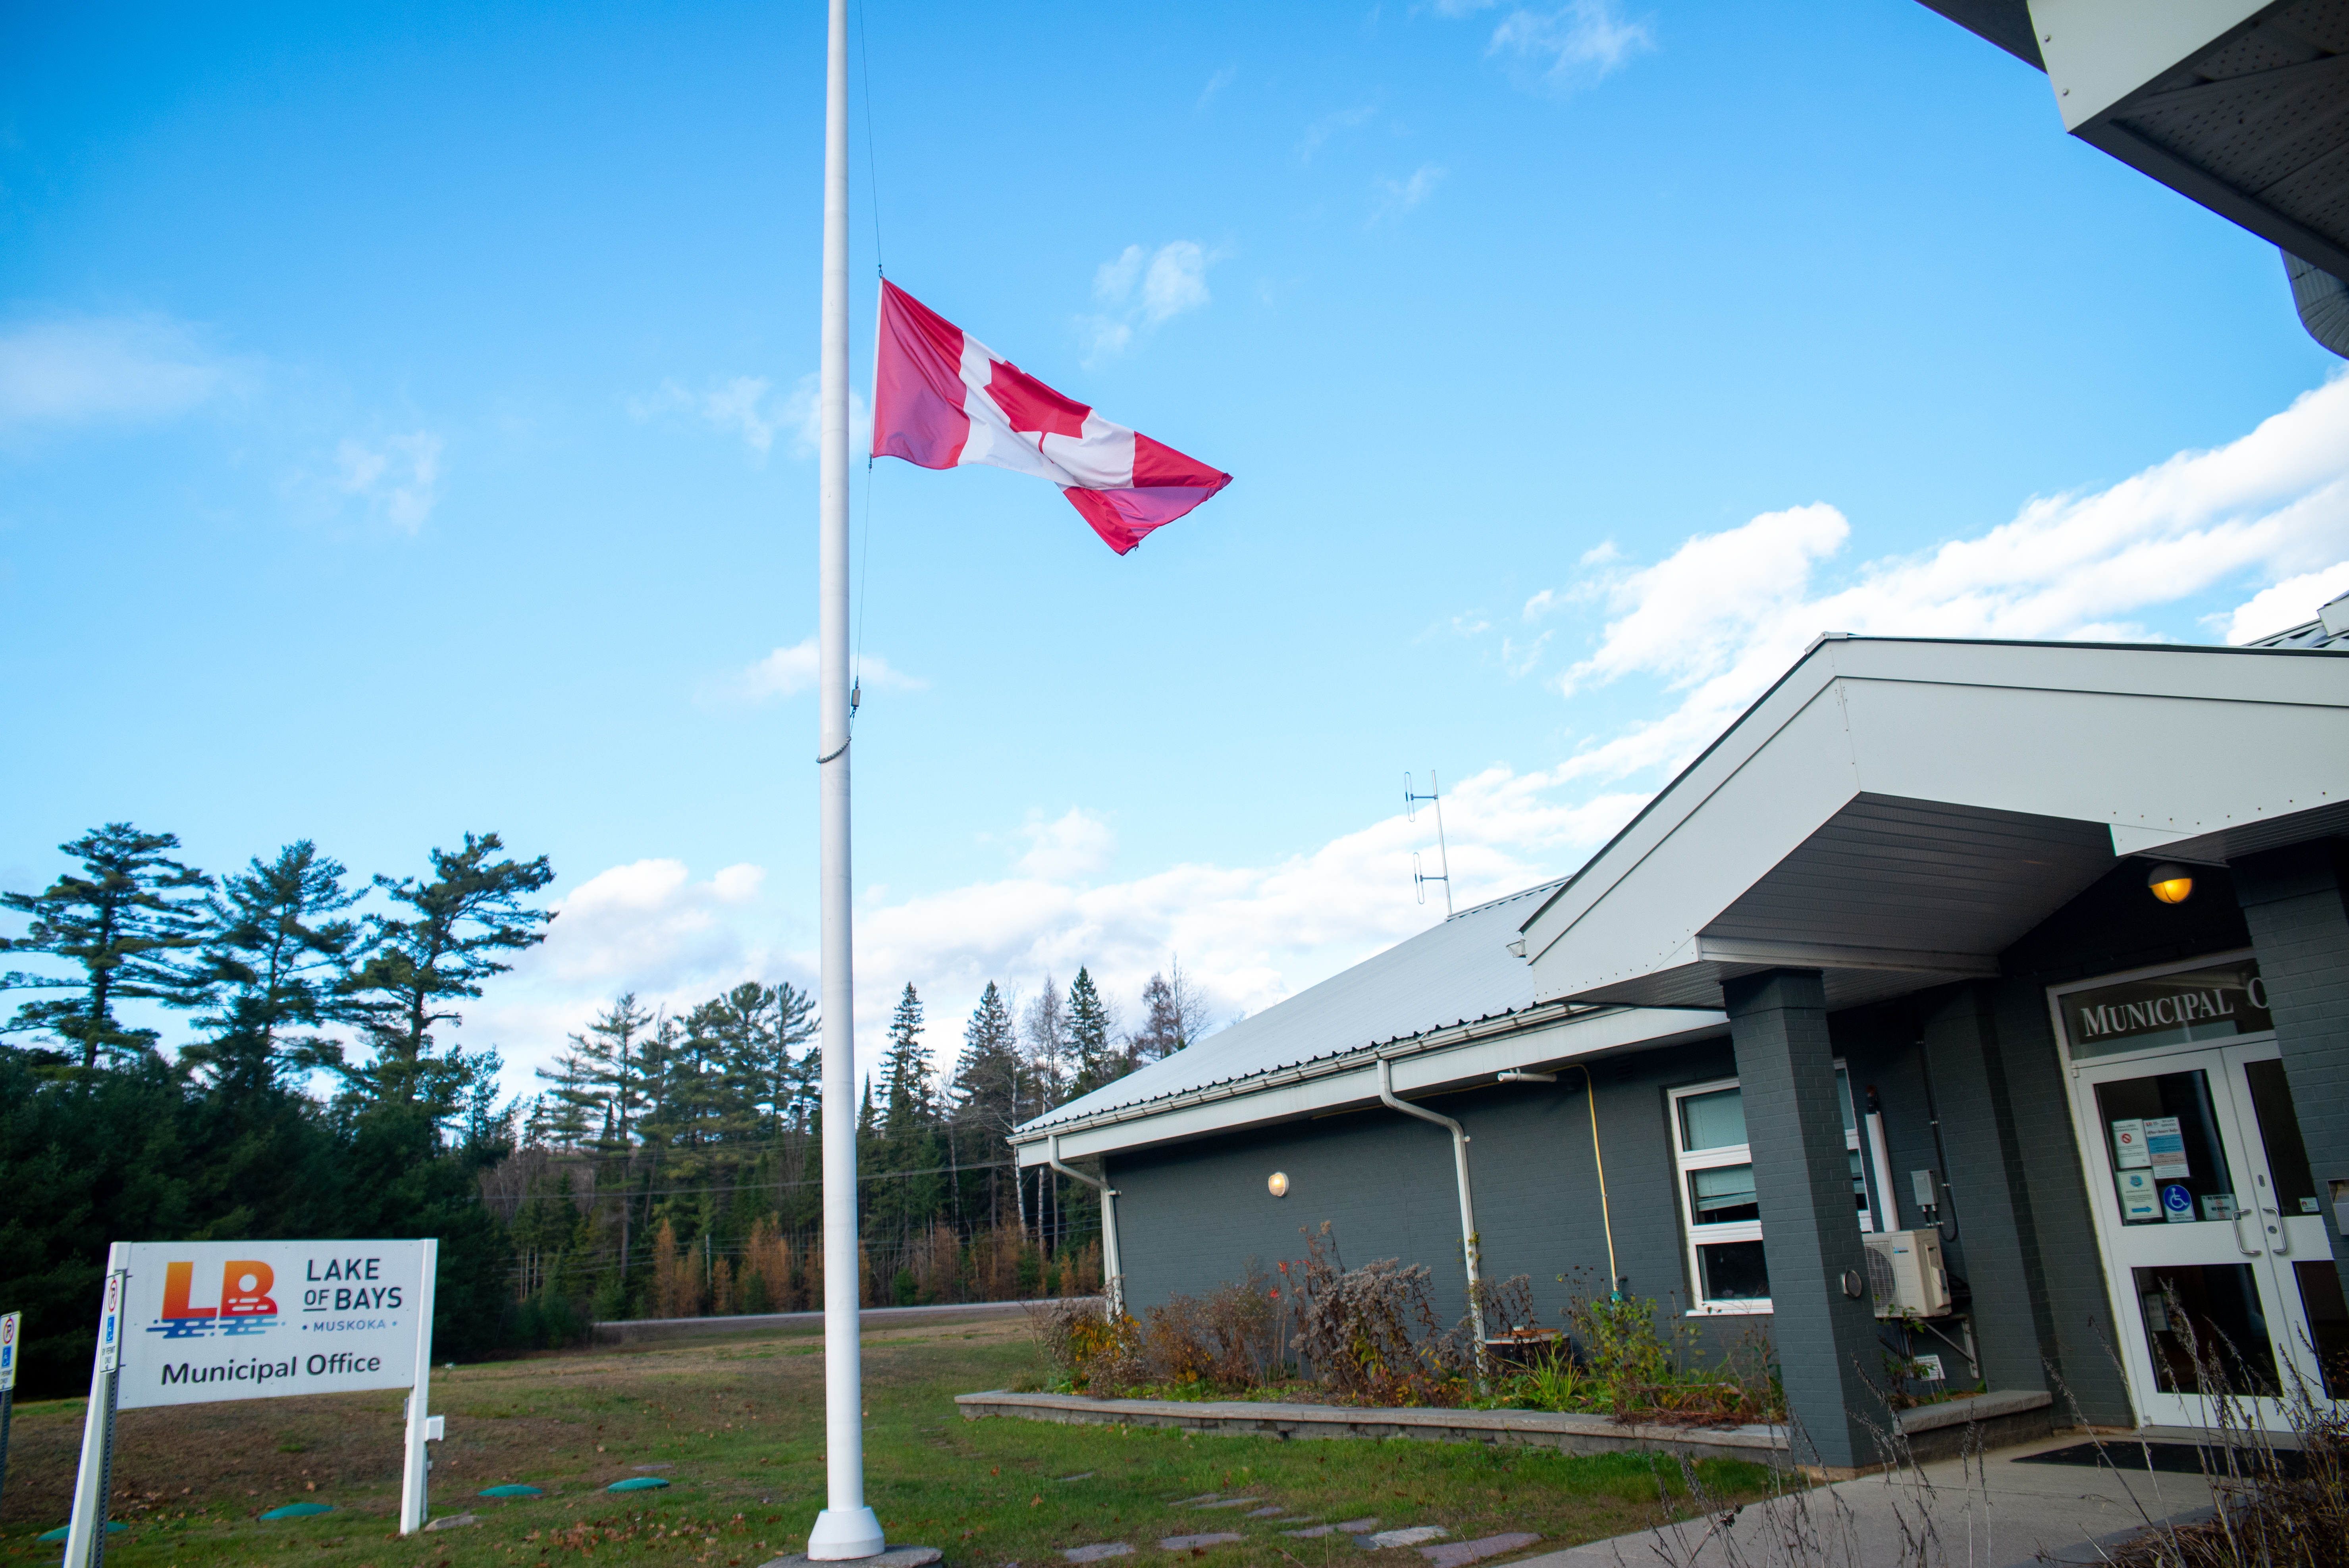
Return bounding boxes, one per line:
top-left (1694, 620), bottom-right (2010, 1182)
top-left (869, 280), bottom-right (1231, 555)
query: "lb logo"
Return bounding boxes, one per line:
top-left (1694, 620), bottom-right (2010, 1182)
top-left (148, 1260), bottom-right (279, 1339)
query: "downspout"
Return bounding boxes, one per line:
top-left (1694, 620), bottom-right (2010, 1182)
top-left (1377, 1056), bottom-right (1487, 1382)
top-left (1048, 1133), bottom-right (1124, 1319)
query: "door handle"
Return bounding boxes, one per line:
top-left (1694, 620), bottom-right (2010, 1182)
top-left (2262, 1206), bottom-right (2291, 1256)
top-left (2232, 1208), bottom-right (2264, 1256)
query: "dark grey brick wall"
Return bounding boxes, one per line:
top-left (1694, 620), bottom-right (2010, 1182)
top-left (1726, 969), bottom-right (1887, 1471)
top-left (1107, 1038), bottom-right (1753, 1355)
top-left (2233, 840), bottom-right (2349, 1309)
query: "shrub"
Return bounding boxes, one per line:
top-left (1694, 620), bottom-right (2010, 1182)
top-left (1286, 1222), bottom-right (1473, 1404)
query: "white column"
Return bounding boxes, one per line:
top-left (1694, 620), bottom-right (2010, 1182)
top-left (397, 1240), bottom-right (439, 1535)
top-left (805, 0), bottom-right (881, 1555)
top-left (63, 1246), bottom-right (128, 1568)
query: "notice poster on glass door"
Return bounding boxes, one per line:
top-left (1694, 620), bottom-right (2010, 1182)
top-left (2117, 1168), bottom-right (2162, 1223)
top-left (2143, 1116), bottom-right (2190, 1180)
top-left (2112, 1118), bottom-right (2150, 1168)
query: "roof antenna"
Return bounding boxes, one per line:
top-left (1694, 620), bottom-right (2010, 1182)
top-left (1404, 770), bottom-right (1454, 918)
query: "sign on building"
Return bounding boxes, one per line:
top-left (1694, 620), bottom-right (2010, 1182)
top-left (64, 1241), bottom-right (442, 1568)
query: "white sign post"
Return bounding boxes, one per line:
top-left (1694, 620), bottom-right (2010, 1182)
top-left (62, 1240), bottom-right (440, 1568)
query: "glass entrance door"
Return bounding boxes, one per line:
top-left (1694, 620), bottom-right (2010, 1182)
top-left (2066, 1034), bottom-right (2343, 1427)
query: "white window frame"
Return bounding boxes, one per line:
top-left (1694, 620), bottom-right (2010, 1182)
top-left (1669, 1062), bottom-right (1870, 1316)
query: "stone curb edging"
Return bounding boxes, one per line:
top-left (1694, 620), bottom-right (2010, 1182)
top-left (956, 1389), bottom-right (1788, 1465)
top-left (954, 1387), bottom-right (2055, 1470)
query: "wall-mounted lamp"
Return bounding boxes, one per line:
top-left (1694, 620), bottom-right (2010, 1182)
top-left (2147, 862), bottom-right (2195, 905)
top-left (1267, 1171), bottom-right (1289, 1198)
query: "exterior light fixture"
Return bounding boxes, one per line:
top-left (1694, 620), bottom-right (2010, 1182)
top-left (1267, 1171), bottom-right (1289, 1198)
top-left (2147, 863), bottom-right (2195, 905)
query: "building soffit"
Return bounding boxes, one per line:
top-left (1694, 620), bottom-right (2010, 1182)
top-left (1922, 0), bottom-right (2349, 284)
top-left (1517, 637), bottom-right (2349, 1011)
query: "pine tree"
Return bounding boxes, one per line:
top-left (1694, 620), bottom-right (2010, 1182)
top-left (335, 832), bottom-right (554, 1115)
top-left (950, 980), bottom-right (1023, 1226)
top-left (567, 992), bottom-right (656, 1154)
top-left (703, 981), bottom-right (817, 1140)
top-left (1067, 967), bottom-right (1118, 1096)
top-left (1, 824), bottom-right (214, 1069)
top-left (183, 841), bottom-right (363, 1095)
top-left (881, 983), bottom-right (934, 1135)
top-left (531, 1047), bottom-right (599, 1149)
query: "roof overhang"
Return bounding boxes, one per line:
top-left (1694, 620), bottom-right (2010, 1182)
top-left (1921, 0), bottom-right (2349, 281)
top-left (1010, 1002), bottom-right (1727, 1167)
top-left (1518, 637), bottom-right (2349, 1010)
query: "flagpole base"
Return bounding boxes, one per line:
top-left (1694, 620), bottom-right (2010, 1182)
top-left (804, 1508), bottom-right (887, 1561)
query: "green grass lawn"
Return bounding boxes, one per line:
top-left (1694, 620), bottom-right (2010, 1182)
top-left (0, 1318), bottom-right (1777, 1567)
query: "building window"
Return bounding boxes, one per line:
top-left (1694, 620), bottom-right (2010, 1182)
top-left (1669, 1065), bottom-right (1868, 1314)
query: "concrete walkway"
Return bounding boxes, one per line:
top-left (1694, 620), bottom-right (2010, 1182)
top-left (1510, 1433), bottom-right (2220, 1568)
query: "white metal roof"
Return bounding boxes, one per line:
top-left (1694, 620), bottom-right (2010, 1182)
top-left (1011, 632), bottom-right (2348, 1163)
top-left (1015, 878), bottom-right (1566, 1138)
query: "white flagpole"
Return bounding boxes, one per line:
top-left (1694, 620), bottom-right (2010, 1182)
top-left (806, 0), bottom-right (882, 1556)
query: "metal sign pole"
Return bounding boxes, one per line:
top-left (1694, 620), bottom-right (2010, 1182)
top-left (398, 1240), bottom-right (440, 1535)
top-left (64, 1248), bottom-right (129, 1568)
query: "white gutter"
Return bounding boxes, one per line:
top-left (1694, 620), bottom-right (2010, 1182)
top-left (1048, 1133), bottom-right (1123, 1318)
top-left (1010, 1003), bottom-right (1730, 1166)
top-left (1376, 1056), bottom-right (1487, 1382)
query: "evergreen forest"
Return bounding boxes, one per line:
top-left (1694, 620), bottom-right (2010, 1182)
top-left (0, 824), bottom-right (1206, 1398)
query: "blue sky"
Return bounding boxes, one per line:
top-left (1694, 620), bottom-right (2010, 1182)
top-left (5, 0), bottom-right (2345, 1093)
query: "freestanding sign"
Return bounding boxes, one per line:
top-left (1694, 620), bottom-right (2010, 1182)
top-left (0, 1308), bottom-right (20, 1513)
top-left (62, 1241), bottom-right (440, 1568)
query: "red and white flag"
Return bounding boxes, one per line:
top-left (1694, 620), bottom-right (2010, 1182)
top-left (869, 279), bottom-right (1231, 555)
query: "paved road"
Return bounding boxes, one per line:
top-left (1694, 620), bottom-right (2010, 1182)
top-left (591, 1298), bottom-right (1049, 1345)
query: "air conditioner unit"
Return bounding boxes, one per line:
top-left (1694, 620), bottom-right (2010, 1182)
top-left (1863, 1229), bottom-right (1951, 1319)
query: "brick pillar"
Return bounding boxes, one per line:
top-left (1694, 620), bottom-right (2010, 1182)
top-left (1725, 968), bottom-right (1888, 1472)
top-left (1917, 982), bottom-right (2054, 1395)
top-left (2232, 841), bottom-right (2349, 1308)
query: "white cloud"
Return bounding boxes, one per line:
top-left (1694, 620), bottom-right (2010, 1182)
top-left (705, 636), bottom-right (930, 705)
top-left (2223, 562), bottom-right (2349, 642)
top-left (1094, 247), bottom-right (1147, 306)
top-left (1298, 104), bottom-right (1377, 162)
top-left (470, 375), bottom-right (2349, 1101)
top-left (462, 857), bottom-right (804, 1087)
top-left (1196, 65), bottom-right (1237, 111)
top-left (0, 315), bottom-right (248, 432)
top-left (1536, 374), bottom-right (2349, 785)
top-left (1444, 0), bottom-right (1655, 92)
top-left (631, 373), bottom-right (869, 462)
top-left (1016, 808), bottom-right (1117, 880)
top-left (534, 858), bottom-right (768, 989)
top-left (1142, 242), bottom-right (1213, 324)
top-left (335, 430), bottom-right (445, 532)
top-left (1079, 242), bottom-right (1219, 363)
top-left (1373, 164), bottom-right (1447, 225)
